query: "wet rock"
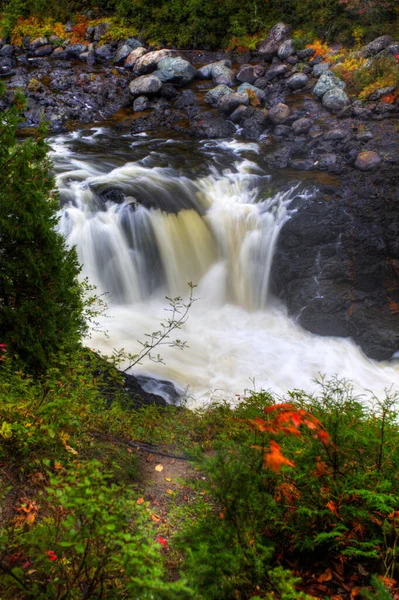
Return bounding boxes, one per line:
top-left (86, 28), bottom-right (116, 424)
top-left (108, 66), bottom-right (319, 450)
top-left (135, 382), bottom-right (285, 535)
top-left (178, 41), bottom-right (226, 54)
top-left (322, 88), bottom-right (350, 113)
top-left (314, 71), bottom-right (345, 98)
top-left (287, 73), bottom-right (308, 90)
top-left (129, 74), bottom-right (163, 97)
top-left (253, 77), bottom-right (269, 89)
top-left (242, 108), bottom-right (268, 139)
top-left (133, 95), bottom-right (150, 112)
top-left (154, 56), bottom-right (197, 85)
top-left (324, 128), bottom-right (348, 140)
top-left (124, 46), bottom-right (146, 69)
top-left (274, 124), bottom-right (292, 137)
top-left (204, 84), bottom-right (233, 107)
top-left (291, 117), bottom-right (313, 135)
top-left (95, 44), bottom-right (114, 61)
top-left (237, 82), bottom-right (266, 103)
top-left (34, 44), bottom-right (53, 57)
top-left (317, 153), bottom-right (337, 169)
top-left (268, 102), bottom-right (290, 124)
top-left (236, 64), bottom-right (265, 84)
top-left (297, 48), bottom-right (315, 60)
top-left (192, 112), bottom-right (235, 138)
top-left (266, 64), bottom-right (288, 80)
top-left (229, 104), bottom-right (248, 123)
top-left (114, 44), bottom-right (132, 65)
top-left (218, 92), bottom-right (249, 114)
top-left (134, 49), bottom-right (174, 75)
top-left (278, 39), bottom-right (295, 60)
top-left (313, 62), bottom-right (330, 77)
top-left (361, 35), bottom-right (393, 57)
top-left (257, 22), bottom-right (291, 59)
top-left (354, 150), bottom-right (382, 171)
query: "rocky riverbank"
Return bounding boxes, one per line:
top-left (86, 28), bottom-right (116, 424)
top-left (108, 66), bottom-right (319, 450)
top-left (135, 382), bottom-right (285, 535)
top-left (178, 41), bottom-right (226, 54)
top-left (2, 21), bottom-right (399, 362)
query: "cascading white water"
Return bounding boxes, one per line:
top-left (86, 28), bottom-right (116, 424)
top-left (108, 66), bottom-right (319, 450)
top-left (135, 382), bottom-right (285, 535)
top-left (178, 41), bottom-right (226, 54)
top-left (53, 130), bottom-right (399, 405)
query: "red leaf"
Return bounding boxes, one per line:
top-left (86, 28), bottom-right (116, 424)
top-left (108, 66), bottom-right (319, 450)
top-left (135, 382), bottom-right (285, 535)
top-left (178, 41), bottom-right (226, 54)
top-left (264, 441), bottom-right (295, 473)
top-left (157, 536), bottom-right (168, 548)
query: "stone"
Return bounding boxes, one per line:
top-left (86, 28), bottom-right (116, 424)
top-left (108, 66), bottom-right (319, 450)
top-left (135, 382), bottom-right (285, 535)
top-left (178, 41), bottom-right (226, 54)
top-left (297, 48), bottom-right (315, 60)
top-left (218, 92), bottom-right (249, 114)
top-left (361, 35), bottom-right (393, 57)
top-left (324, 128), bottom-right (348, 140)
top-left (129, 74), bottom-right (163, 96)
top-left (356, 130), bottom-right (374, 141)
top-left (313, 62), bottom-right (330, 77)
top-left (237, 83), bottom-right (266, 103)
top-left (288, 158), bottom-right (316, 170)
top-left (257, 22), bottom-right (291, 59)
top-left (354, 150), bottom-right (382, 171)
top-left (134, 49), bottom-right (174, 75)
top-left (95, 44), bottom-right (114, 61)
top-left (317, 153), bottom-right (337, 169)
top-left (114, 44), bottom-right (132, 64)
top-left (236, 64), bottom-right (265, 84)
top-left (291, 117), bottom-right (313, 135)
top-left (314, 71), bottom-right (345, 97)
top-left (65, 44), bottom-right (87, 58)
top-left (204, 84), bottom-right (233, 107)
top-left (287, 73), bottom-right (308, 90)
top-left (287, 56), bottom-right (298, 65)
top-left (197, 59), bottom-right (231, 79)
top-left (368, 86), bottom-right (395, 101)
top-left (93, 22), bottom-right (110, 42)
top-left (124, 46), bottom-right (146, 68)
top-left (86, 49), bottom-right (96, 67)
top-left (322, 88), bottom-right (350, 113)
top-left (266, 64), bottom-right (288, 80)
top-left (34, 44), bottom-right (53, 57)
top-left (229, 104), bottom-right (248, 123)
top-left (268, 102), bottom-right (290, 124)
top-left (277, 39), bottom-right (295, 60)
top-left (161, 84), bottom-right (179, 100)
top-left (210, 61), bottom-right (235, 86)
top-left (30, 37), bottom-right (48, 50)
top-left (153, 56), bottom-right (197, 85)
top-left (133, 95), bottom-right (150, 112)
top-left (192, 112), bottom-right (236, 138)
top-left (126, 38), bottom-right (143, 49)
top-left (274, 124), bottom-right (292, 137)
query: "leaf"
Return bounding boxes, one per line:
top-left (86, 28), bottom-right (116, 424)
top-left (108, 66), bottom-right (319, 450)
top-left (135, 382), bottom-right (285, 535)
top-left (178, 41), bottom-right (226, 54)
top-left (136, 497), bottom-right (144, 505)
top-left (264, 441), bottom-right (295, 473)
top-left (326, 500), bottom-right (340, 517)
top-left (165, 477), bottom-right (172, 482)
top-left (155, 464), bottom-right (164, 472)
top-left (150, 513), bottom-right (161, 522)
top-left (64, 444), bottom-right (78, 455)
top-left (157, 536), bottom-right (168, 548)
top-left (317, 568), bottom-right (333, 583)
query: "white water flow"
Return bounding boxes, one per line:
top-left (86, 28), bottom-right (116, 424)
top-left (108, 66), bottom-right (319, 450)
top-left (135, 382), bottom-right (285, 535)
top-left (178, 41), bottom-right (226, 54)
top-left (53, 131), bottom-right (399, 405)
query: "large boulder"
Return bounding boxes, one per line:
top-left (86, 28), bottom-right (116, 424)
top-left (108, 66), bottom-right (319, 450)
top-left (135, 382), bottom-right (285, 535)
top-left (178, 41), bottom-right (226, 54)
top-left (198, 59), bottom-right (231, 79)
top-left (322, 87), bottom-right (350, 113)
top-left (204, 84), bottom-right (233, 107)
top-left (354, 151), bottom-right (382, 171)
top-left (211, 61), bottom-right (235, 86)
top-left (287, 73), bottom-right (308, 90)
top-left (257, 23), bottom-right (291, 59)
top-left (124, 46), bottom-right (147, 69)
top-left (134, 49), bottom-right (174, 75)
top-left (268, 102), bottom-right (290, 124)
top-left (314, 71), bottom-right (345, 98)
top-left (129, 74), bottom-right (163, 97)
top-left (361, 35), bottom-right (393, 57)
top-left (153, 56), bottom-right (197, 85)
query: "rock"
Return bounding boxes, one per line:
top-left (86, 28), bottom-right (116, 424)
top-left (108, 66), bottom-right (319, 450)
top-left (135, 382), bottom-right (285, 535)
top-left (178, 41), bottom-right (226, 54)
top-left (287, 56), bottom-right (298, 65)
top-left (289, 158), bottom-right (316, 170)
top-left (30, 37), bottom-right (48, 50)
top-left (218, 92), bottom-right (249, 114)
top-left (86, 26), bottom-right (95, 41)
top-left (204, 84), bottom-right (233, 107)
top-left (53, 47), bottom-right (67, 58)
top-left (114, 44), bottom-right (132, 65)
top-left (354, 150), bottom-right (382, 171)
top-left (34, 44), bottom-right (53, 57)
top-left (95, 44), bottom-right (114, 61)
top-left (317, 153), bottom-right (337, 169)
top-left (257, 23), bottom-right (291, 59)
top-left (93, 22), bottom-right (110, 42)
top-left (274, 124), bottom-right (292, 137)
top-left (129, 74), bottom-right (163, 97)
top-left (297, 48), bottom-right (315, 60)
top-left (356, 130), bottom-right (374, 141)
top-left (386, 43), bottom-right (399, 56)
top-left (236, 64), bottom-right (265, 84)
top-left (210, 61), bottom-right (235, 86)
top-left (229, 104), bottom-right (248, 123)
top-left (192, 112), bottom-right (236, 138)
top-left (86, 49), bottom-right (96, 67)
top-left (314, 71), bottom-right (346, 97)
top-left (66, 44), bottom-right (88, 58)
top-left (126, 38), bottom-right (143, 49)
top-left (361, 35), bottom-right (393, 57)
top-left (268, 102), bottom-right (290, 124)
top-left (134, 49), bottom-right (174, 75)
top-left (352, 106), bottom-right (373, 120)
top-left (64, 21), bottom-right (74, 33)
top-left (124, 46), bottom-right (146, 68)
top-left (153, 56), bottom-right (197, 85)
top-left (266, 64), bottom-right (288, 80)
top-left (324, 128), bottom-right (348, 140)
top-left (242, 108), bottom-right (268, 139)
top-left (161, 84), bottom-right (179, 100)
top-left (313, 62), bottom-right (330, 77)
top-left (291, 117), bottom-right (313, 135)
top-left (322, 88), bottom-right (350, 113)
top-left (368, 86), bottom-right (395, 101)
top-left (277, 39), bottom-right (295, 60)
top-left (287, 73), bottom-right (308, 90)
top-left (309, 55), bottom-right (323, 66)
top-left (133, 95), bottom-right (150, 112)
top-left (237, 83), bottom-right (266, 103)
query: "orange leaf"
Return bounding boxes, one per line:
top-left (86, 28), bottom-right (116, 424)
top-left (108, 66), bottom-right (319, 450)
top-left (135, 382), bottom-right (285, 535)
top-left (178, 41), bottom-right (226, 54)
top-left (264, 441), bottom-right (295, 473)
top-left (317, 568), bottom-right (333, 583)
top-left (264, 403), bottom-right (294, 414)
top-left (136, 497), bottom-right (144, 505)
top-left (326, 500), bottom-right (339, 517)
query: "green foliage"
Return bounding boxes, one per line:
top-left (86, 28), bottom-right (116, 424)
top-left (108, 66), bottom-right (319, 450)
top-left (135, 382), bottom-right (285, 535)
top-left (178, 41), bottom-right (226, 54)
top-left (0, 93), bottom-right (86, 376)
top-left (0, 461), bottom-right (192, 599)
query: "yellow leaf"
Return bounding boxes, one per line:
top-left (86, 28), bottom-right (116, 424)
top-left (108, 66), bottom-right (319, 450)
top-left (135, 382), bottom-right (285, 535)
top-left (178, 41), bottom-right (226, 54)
top-left (150, 513), bottom-right (161, 522)
top-left (165, 477), bottom-right (172, 482)
top-left (64, 444), bottom-right (78, 455)
top-left (155, 464), bottom-right (164, 472)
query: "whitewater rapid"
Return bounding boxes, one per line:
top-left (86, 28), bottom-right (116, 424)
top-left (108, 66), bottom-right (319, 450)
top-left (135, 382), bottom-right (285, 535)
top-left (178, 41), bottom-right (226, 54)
top-left (51, 129), bottom-right (399, 406)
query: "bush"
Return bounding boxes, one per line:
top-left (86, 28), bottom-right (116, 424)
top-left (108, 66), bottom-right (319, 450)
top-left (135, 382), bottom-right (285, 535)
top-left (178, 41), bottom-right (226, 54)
top-left (0, 89), bottom-right (86, 376)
